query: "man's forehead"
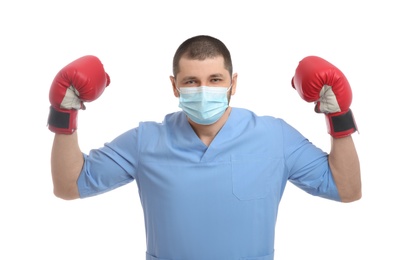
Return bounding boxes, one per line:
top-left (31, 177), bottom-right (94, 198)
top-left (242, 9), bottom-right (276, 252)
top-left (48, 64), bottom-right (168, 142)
top-left (178, 56), bottom-right (226, 74)
top-left (179, 55), bottom-right (224, 64)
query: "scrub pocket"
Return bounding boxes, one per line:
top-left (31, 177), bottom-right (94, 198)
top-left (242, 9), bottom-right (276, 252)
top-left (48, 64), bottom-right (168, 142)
top-left (240, 252), bottom-right (274, 260)
top-left (231, 154), bottom-right (283, 201)
top-left (146, 252), bottom-right (174, 260)
top-left (146, 252), bottom-right (273, 260)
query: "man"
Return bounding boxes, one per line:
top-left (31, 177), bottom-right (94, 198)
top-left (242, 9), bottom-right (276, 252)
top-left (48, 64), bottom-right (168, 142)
top-left (48, 35), bottom-right (361, 260)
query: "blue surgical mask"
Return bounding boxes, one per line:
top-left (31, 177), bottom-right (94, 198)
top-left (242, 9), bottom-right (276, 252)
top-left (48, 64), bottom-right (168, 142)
top-left (177, 86), bottom-right (231, 125)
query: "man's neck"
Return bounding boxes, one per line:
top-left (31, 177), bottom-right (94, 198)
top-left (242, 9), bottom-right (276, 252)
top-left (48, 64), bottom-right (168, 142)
top-left (188, 107), bottom-right (232, 146)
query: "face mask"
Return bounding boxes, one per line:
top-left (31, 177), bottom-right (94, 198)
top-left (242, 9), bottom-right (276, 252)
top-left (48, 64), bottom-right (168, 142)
top-left (177, 86), bottom-right (231, 125)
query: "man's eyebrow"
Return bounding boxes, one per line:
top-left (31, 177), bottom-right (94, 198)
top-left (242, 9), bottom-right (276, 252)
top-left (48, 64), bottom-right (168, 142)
top-left (181, 76), bottom-right (198, 82)
top-left (181, 74), bottom-right (224, 82)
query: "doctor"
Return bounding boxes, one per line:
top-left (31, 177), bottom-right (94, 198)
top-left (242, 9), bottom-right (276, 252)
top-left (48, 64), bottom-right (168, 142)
top-left (48, 35), bottom-right (361, 260)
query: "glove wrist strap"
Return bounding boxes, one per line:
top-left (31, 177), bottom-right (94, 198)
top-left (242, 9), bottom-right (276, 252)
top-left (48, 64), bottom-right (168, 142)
top-left (47, 106), bottom-right (78, 134)
top-left (326, 109), bottom-right (358, 138)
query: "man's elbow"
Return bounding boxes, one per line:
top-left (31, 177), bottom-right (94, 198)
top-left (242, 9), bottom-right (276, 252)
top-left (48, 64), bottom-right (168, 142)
top-left (53, 185), bottom-right (80, 200)
top-left (340, 189), bottom-right (362, 203)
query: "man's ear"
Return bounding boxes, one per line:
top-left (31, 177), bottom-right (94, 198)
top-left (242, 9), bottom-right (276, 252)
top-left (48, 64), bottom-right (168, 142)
top-left (170, 76), bottom-right (179, 97)
top-left (231, 73), bottom-right (238, 95)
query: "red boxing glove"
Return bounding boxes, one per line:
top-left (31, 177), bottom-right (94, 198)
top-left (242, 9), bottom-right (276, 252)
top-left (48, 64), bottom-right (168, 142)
top-left (47, 55), bottom-right (110, 134)
top-left (291, 56), bottom-right (357, 138)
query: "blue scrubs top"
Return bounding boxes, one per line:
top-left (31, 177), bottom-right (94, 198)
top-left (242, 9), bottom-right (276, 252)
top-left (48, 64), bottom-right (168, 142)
top-left (77, 108), bottom-right (340, 260)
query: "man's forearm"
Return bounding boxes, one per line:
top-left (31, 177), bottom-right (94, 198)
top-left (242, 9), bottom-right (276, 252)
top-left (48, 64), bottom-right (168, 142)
top-left (51, 132), bottom-right (83, 200)
top-left (329, 135), bottom-right (362, 202)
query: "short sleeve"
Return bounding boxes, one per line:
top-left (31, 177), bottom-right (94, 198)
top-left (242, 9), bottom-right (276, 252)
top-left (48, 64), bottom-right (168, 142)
top-left (280, 120), bottom-right (341, 201)
top-left (77, 128), bottom-right (139, 198)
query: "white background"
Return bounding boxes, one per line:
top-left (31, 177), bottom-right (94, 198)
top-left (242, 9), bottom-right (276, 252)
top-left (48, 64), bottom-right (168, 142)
top-left (1, 0), bottom-right (403, 259)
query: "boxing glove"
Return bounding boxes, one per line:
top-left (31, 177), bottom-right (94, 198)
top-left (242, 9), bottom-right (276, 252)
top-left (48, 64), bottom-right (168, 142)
top-left (47, 55), bottom-right (110, 134)
top-left (291, 56), bottom-right (357, 138)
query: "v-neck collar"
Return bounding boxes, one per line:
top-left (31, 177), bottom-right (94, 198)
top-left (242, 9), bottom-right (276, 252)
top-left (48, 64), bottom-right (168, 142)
top-left (178, 108), bottom-right (236, 162)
